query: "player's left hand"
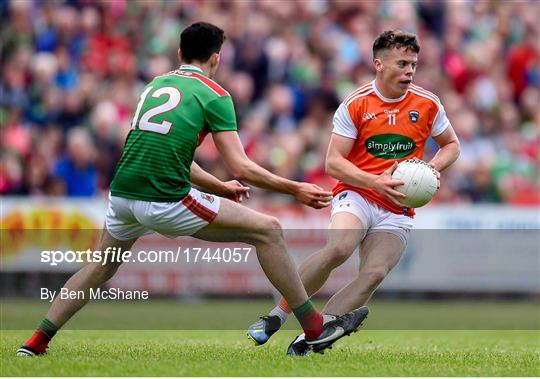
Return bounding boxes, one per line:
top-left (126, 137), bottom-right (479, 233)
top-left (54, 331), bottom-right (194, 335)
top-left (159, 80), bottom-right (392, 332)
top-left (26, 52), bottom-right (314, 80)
top-left (294, 182), bottom-right (333, 209)
top-left (427, 163), bottom-right (441, 189)
top-left (218, 180), bottom-right (251, 203)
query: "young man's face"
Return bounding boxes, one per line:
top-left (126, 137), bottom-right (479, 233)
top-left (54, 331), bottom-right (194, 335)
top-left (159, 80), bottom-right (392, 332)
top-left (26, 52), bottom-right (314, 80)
top-left (374, 47), bottom-right (418, 96)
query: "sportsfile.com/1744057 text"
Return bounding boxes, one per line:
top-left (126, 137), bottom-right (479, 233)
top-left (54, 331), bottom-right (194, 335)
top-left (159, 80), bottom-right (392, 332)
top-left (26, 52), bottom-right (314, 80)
top-left (40, 247), bottom-right (253, 266)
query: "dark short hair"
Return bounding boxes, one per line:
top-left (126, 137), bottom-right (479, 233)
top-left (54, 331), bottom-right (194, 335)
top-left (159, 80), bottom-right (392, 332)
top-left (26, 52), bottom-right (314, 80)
top-left (373, 30), bottom-right (420, 58)
top-left (179, 22), bottom-right (226, 63)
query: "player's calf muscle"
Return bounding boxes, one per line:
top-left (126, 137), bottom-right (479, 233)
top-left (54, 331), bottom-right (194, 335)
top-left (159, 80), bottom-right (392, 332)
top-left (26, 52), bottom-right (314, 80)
top-left (91, 261), bottom-right (120, 282)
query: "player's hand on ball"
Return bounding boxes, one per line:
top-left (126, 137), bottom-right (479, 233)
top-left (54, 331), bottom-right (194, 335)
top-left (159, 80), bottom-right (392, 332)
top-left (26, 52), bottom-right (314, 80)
top-left (294, 182), bottom-right (333, 209)
top-left (371, 162), bottom-right (407, 207)
top-left (220, 180), bottom-right (250, 203)
top-left (391, 159), bottom-right (439, 208)
top-left (428, 163), bottom-right (441, 189)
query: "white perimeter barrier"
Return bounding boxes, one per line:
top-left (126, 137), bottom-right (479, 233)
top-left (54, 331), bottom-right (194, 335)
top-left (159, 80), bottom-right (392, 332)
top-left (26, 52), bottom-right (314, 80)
top-left (1, 198), bottom-right (538, 294)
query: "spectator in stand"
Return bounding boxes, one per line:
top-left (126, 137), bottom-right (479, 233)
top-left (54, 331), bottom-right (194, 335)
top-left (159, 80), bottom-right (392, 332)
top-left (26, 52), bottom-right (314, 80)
top-left (54, 127), bottom-right (97, 197)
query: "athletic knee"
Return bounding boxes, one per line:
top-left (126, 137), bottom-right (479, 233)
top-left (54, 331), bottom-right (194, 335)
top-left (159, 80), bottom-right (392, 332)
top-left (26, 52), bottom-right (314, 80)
top-left (247, 216), bottom-right (283, 246)
top-left (262, 216), bottom-right (282, 231)
top-left (362, 267), bottom-right (388, 288)
top-left (322, 245), bottom-right (354, 269)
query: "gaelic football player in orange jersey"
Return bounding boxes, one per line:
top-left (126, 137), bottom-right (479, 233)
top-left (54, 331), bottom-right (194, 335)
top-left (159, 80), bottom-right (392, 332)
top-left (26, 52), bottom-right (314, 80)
top-left (247, 30), bottom-right (460, 355)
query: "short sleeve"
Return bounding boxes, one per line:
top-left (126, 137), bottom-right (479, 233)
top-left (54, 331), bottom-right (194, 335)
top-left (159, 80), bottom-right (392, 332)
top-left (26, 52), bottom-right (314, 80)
top-left (332, 103), bottom-right (357, 139)
top-left (431, 103), bottom-right (450, 137)
top-left (205, 96), bottom-right (237, 132)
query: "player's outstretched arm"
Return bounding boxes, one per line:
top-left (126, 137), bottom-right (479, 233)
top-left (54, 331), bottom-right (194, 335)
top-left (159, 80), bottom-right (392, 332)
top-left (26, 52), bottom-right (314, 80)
top-left (326, 133), bottom-right (406, 207)
top-left (212, 131), bottom-right (332, 209)
top-left (190, 161), bottom-right (250, 203)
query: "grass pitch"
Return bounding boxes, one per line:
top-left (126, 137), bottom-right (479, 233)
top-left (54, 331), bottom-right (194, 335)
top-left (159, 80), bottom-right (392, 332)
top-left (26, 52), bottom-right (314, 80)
top-left (1, 299), bottom-right (539, 376)
top-left (1, 330), bottom-right (538, 376)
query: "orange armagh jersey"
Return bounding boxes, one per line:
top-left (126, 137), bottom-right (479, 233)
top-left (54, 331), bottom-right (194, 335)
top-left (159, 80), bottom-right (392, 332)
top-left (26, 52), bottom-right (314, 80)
top-left (331, 80), bottom-right (450, 217)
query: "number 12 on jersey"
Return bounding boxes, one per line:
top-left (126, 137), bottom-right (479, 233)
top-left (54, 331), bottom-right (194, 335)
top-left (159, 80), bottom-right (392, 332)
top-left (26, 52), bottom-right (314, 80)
top-left (131, 86), bottom-right (182, 134)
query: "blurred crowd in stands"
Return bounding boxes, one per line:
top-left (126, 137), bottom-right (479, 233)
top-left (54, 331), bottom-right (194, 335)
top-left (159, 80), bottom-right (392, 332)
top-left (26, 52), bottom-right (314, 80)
top-left (1, 0), bottom-right (538, 204)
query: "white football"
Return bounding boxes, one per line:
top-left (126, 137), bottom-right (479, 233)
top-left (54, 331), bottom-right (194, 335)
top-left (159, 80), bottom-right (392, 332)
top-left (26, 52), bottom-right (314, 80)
top-left (391, 159), bottom-right (438, 208)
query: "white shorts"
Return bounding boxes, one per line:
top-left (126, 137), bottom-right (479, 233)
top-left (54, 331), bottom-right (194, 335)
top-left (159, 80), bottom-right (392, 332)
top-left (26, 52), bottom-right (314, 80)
top-left (331, 190), bottom-right (413, 246)
top-left (105, 188), bottom-right (221, 241)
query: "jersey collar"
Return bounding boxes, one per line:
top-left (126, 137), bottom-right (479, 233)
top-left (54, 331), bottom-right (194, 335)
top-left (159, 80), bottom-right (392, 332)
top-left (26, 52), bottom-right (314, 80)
top-left (179, 64), bottom-right (205, 75)
top-left (372, 80), bottom-right (408, 103)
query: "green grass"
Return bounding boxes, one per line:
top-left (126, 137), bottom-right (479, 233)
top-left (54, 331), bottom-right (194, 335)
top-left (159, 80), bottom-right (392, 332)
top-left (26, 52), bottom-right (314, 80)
top-left (1, 299), bottom-right (539, 376)
top-left (1, 298), bottom-right (538, 330)
top-left (1, 330), bottom-right (538, 376)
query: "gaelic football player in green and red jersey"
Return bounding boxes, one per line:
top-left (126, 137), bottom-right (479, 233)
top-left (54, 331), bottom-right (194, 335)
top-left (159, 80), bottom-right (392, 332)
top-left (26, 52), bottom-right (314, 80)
top-left (17, 22), bottom-right (368, 357)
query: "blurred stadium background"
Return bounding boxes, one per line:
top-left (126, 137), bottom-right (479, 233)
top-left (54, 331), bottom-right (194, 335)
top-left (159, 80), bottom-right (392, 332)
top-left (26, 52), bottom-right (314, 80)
top-left (1, 0), bottom-right (539, 331)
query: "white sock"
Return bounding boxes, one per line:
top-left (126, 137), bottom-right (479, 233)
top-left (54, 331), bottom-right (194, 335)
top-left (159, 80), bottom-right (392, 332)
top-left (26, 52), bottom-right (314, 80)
top-left (269, 305), bottom-right (290, 325)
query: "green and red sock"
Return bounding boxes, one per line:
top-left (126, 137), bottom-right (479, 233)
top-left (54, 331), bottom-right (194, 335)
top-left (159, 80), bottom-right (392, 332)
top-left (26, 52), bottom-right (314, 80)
top-left (24, 318), bottom-right (58, 354)
top-left (292, 299), bottom-right (323, 340)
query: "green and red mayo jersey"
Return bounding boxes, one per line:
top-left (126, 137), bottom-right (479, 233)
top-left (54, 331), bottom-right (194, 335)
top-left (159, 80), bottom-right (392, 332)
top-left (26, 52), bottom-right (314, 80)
top-left (110, 65), bottom-right (237, 202)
